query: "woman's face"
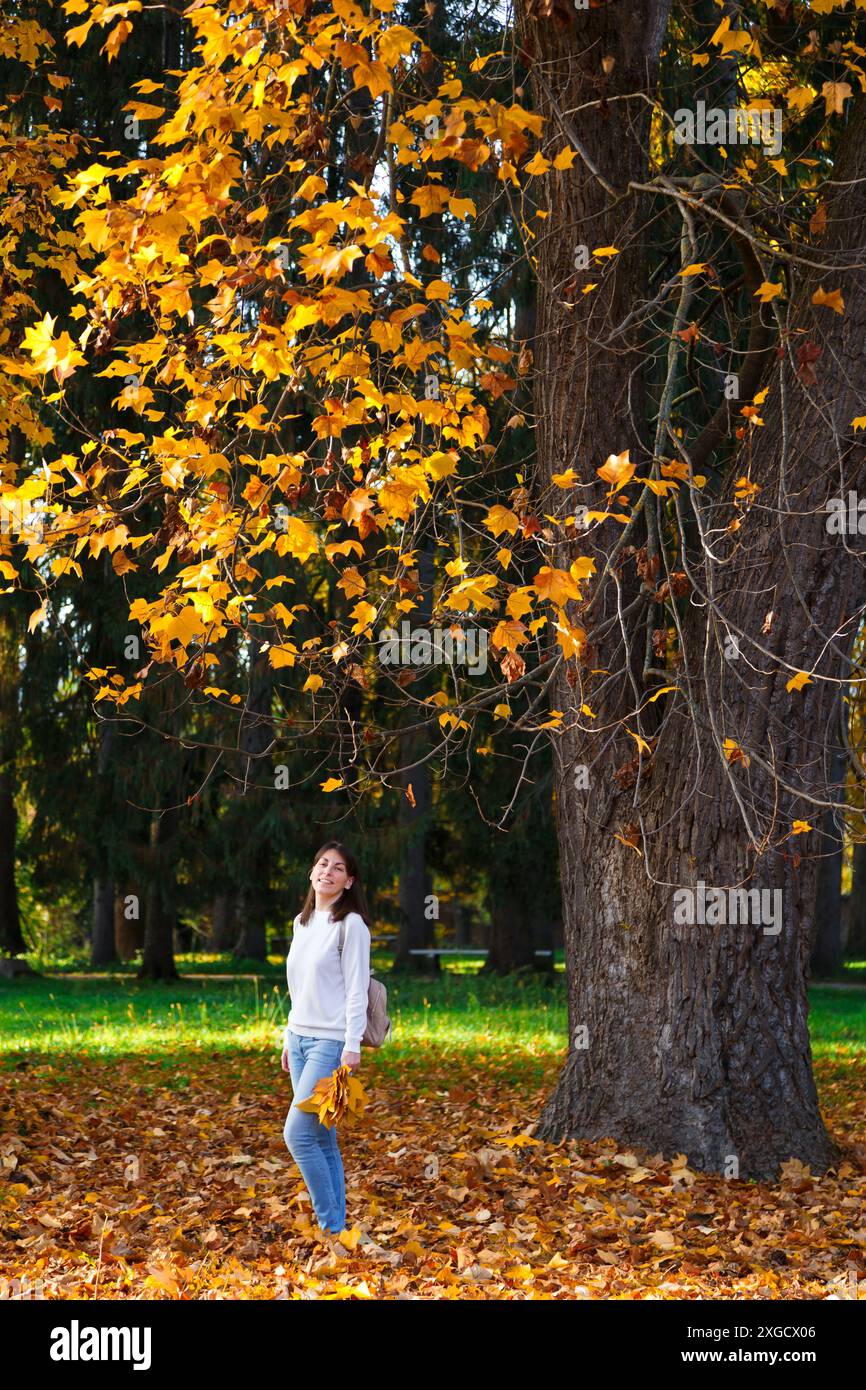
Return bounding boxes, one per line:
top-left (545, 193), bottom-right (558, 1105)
top-left (310, 851), bottom-right (353, 901)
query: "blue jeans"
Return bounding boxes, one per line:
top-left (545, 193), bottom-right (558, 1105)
top-left (283, 1031), bottom-right (347, 1234)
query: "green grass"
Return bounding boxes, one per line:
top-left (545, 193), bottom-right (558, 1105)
top-left (1, 962), bottom-right (863, 1097)
top-left (0, 958), bottom-right (566, 1088)
top-left (808, 986), bottom-right (866, 1061)
top-left (30, 948), bottom-right (567, 976)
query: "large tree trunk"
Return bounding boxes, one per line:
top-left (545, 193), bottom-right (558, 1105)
top-left (91, 878), bottom-right (116, 966)
top-left (483, 778), bottom-right (557, 975)
top-left (115, 887), bottom-right (143, 961)
top-left (392, 544), bottom-right (439, 973)
top-left (519, 0), bottom-right (866, 1177)
top-left (810, 728), bottom-right (846, 978)
top-left (90, 711), bottom-right (117, 965)
top-left (233, 639), bottom-right (272, 962)
top-left (485, 894), bottom-right (542, 973)
top-left (209, 892), bottom-right (238, 951)
top-left (847, 842), bottom-right (866, 960)
top-left (139, 811), bottom-right (179, 980)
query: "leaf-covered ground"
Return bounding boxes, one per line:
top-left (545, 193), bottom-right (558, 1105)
top-left (1, 970), bottom-right (864, 1299)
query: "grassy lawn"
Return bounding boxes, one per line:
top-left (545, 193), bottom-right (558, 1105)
top-left (0, 958), bottom-right (569, 1091)
top-left (1, 960), bottom-right (863, 1091)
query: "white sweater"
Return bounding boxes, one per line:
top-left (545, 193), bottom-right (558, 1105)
top-left (283, 907), bottom-right (371, 1053)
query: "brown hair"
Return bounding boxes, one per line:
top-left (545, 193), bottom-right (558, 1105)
top-left (298, 840), bottom-right (372, 927)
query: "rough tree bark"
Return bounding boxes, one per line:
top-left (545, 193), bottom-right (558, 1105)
top-left (209, 892), bottom-right (238, 951)
top-left (392, 545), bottom-right (439, 973)
top-left (115, 888), bottom-right (143, 961)
top-left (518, 0), bottom-right (866, 1176)
top-left (483, 778), bottom-right (557, 975)
top-left (139, 809), bottom-right (179, 980)
top-left (847, 842), bottom-right (866, 959)
top-left (809, 726), bottom-right (846, 978)
top-left (91, 878), bottom-right (116, 966)
top-left (90, 709), bottom-right (117, 966)
top-left (233, 639), bottom-right (273, 962)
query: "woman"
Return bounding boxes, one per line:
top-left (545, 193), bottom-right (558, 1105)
top-left (281, 840), bottom-right (372, 1242)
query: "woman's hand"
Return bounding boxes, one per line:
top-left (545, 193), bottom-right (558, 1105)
top-left (341, 1050), bottom-right (361, 1073)
top-left (280, 1044), bottom-right (290, 1073)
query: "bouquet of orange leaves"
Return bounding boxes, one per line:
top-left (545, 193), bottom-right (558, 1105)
top-left (295, 1064), bottom-right (367, 1129)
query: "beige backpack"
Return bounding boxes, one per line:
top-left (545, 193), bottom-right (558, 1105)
top-left (338, 917), bottom-right (392, 1047)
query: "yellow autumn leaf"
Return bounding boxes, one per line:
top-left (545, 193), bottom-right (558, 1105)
top-left (524, 151), bottom-right (551, 175)
top-left (597, 449), bottom-right (635, 489)
top-left (411, 184), bottom-right (451, 216)
top-left (449, 573), bottom-right (498, 612)
top-left (722, 737), bottom-right (750, 767)
top-left (296, 173), bottom-right (327, 201)
top-left (65, 18), bottom-right (94, 47)
top-left (295, 1064), bottom-right (367, 1127)
top-left (645, 685), bottom-right (677, 703)
top-left (626, 727), bottom-right (652, 756)
top-left (300, 243), bottom-right (363, 282)
top-left (424, 450), bottom-right (458, 481)
top-left (352, 59), bottom-right (392, 99)
top-left (377, 24), bottom-right (419, 66)
top-left (822, 80), bottom-right (851, 116)
top-left (554, 614), bottom-right (587, 659)
top-left (533, 565), bottom-right (582, 606)
top-left (786, 86), bottom-right (815, 113)
top-left (791, 820), bottom-right (813, 835)
top-left (492, 618), bottom-right (529, 651)
top-left (28, 601), bottom-right (48, 633)
top-left (320, 777), bottom-right (345, 793)
top-left (448, 196), bottom-right (476, 220)
top-left (350, 600), bottom-right (377, 634)
top-left (755, 281), bottom-right (783, 302)
top-left (276, 517), bottom-right (319, 563)
top-left (786, 670), bottom-right (812, 692)
top-left (812, 286), bottom-right (844, 314)
top-left (483, 504), bottom-right (520, 536)
top-left (21, 313), bottom-right (86, 381)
